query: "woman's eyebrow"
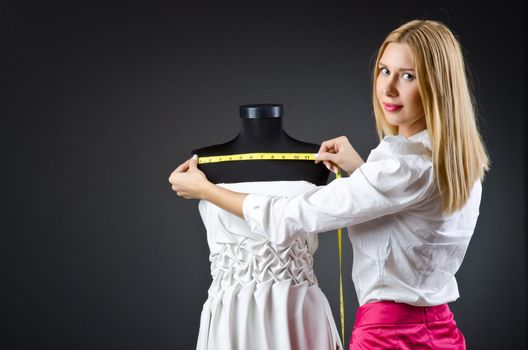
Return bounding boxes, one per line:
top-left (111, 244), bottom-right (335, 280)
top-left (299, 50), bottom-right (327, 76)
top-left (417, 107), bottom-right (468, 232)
top-left (378, 62), bottom-right (415, 71)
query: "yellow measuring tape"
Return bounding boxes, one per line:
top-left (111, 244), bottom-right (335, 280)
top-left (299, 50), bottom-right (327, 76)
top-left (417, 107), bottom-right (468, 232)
top-left (198, 152), bottom-right (345, 344)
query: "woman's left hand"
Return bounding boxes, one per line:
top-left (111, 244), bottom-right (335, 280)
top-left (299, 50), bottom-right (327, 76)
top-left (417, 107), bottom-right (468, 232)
top-left (168, 155), bottom-right (210, 199)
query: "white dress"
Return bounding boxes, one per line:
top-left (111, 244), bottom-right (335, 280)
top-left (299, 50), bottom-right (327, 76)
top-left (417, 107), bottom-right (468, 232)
top-left (196, 181), bottom-right (343, 350)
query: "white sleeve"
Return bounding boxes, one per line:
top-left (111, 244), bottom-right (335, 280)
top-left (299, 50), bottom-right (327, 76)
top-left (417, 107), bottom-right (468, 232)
top-left (242, 155), bottom-right (434, 244)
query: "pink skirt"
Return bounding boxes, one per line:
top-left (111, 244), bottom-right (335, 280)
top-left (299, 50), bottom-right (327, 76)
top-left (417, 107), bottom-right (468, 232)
top-left (350, 301), bottom-right (466, 350)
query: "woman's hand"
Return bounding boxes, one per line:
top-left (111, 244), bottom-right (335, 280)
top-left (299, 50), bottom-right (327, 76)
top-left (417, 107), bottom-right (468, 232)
top-left (314, 136), bottom-right (364, 176)
top-left (168, 155), bottom-right (211, 199)
top-left (168, 155), bottom-right (247, 217)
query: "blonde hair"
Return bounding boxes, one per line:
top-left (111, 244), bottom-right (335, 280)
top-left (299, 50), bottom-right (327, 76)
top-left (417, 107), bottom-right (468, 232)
top-left (372, 20), bottom-right (490, 214)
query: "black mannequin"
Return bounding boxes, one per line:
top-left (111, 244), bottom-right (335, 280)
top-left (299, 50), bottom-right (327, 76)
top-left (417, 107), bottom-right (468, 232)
top-left (192, 104), bottom-right (331, 185)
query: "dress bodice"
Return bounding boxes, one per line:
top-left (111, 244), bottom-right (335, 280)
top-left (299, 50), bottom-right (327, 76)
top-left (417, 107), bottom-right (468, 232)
top-left (198, 181), bottom-right (320, 291)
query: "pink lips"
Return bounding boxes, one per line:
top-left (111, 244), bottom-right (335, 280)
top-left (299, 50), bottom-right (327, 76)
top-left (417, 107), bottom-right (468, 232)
top-left (383, 103), bottom-right (403, 112)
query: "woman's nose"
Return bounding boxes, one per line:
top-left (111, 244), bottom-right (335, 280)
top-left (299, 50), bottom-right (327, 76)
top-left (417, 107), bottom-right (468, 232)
top-left (382, 79), bottom-right (398, 97)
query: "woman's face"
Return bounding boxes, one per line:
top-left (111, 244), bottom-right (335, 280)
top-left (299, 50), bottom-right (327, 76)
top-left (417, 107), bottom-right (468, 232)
top-left (376, 42), bottom-right (426, 137)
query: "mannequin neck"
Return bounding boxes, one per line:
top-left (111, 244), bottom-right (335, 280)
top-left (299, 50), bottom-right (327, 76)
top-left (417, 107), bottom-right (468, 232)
top-left (239, 117), bottom-right (287, 140)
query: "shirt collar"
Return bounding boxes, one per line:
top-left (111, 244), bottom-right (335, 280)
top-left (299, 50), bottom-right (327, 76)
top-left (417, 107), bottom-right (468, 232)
top-left (380, 129), bottom-right (432, 155)
top-left (407, 129), bottom-right (429, 142)
top-left (407, 129), bottom-right (432, 150)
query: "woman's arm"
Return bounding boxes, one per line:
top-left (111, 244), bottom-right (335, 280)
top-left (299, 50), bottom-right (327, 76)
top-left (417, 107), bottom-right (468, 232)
top-left (170, 152), bottom-right (434, 244)
top-left (201, 181), bottom-right (247, 218)
top-left (169, 138), bottom-right (437, 244)
top-left (242, 156), bottom-right (434, 243)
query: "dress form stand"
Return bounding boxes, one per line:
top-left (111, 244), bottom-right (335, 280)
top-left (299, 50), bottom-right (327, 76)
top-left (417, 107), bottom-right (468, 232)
top-left (192, 104), bottom-right (331, 185)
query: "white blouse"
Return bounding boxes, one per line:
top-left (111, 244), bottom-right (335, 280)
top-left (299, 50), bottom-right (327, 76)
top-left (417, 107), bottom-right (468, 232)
top-left (242, 129), bottom-right (482, 306)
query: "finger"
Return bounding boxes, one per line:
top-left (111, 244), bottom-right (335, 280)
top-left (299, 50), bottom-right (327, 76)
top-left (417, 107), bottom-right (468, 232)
top-left (188, 154), bottom-right (198, 169)
top-left (169, 171), bottom-right (182, 185)
top-left (315, 140), bottom-right (336, 164)
top-left (320, 161), bottom-right (338, 174)
top-left (324, 161), bottom-right (337, 173)
top-left (314, 155), bottom-right (336, 172)
top-left (320, 157), bottom-right (339, 173)
top-left (174, 159), bottom-right (191, 173)
top-left (318, 140), bottom-right (336, 154)
top-left (316, 152), bottom-right (338, 166)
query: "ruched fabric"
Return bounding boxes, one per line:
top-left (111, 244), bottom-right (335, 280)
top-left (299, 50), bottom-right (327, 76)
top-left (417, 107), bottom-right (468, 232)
top-left (197, 181), bottom-right (342, 350)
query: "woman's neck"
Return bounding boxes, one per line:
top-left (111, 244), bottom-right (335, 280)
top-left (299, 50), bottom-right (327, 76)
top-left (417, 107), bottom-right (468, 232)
top-left (398, 118), bottom-right (427, 138)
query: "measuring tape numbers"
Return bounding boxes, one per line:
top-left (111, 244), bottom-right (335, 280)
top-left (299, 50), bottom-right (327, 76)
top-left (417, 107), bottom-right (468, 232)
top-left (198, 152), bottom-right (318, 163)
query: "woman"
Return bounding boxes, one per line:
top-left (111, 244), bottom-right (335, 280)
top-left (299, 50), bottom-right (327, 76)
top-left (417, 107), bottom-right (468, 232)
top-left (169, 19), bottom-right (489, 349)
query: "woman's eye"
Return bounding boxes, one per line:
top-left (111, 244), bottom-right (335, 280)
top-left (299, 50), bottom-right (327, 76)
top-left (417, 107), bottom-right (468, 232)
top-left (380, 67), bottom-right (389, 75)
top-left (402, 72), bottom-right (415, 81)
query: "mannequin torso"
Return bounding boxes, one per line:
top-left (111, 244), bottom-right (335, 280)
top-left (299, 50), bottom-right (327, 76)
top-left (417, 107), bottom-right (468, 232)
top-left (192, 104), bottom-right (330, 185)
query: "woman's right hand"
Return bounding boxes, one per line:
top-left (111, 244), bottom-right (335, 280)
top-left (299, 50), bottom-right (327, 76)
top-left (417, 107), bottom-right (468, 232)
top-left (314, 136), bottom-right (365, 176)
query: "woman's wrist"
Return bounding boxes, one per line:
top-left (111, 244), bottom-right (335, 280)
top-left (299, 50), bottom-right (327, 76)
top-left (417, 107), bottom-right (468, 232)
top-left (199, 180), bottom-right (247, 218)
top-left (200, 180), bottom-right (217, 201)
top-left (345, 159), bottom-right (365, 176)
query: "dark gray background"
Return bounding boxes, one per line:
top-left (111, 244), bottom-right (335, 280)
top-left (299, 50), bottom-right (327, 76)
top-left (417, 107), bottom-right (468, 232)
top-left (2, 0), bottom-right (526, 349)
